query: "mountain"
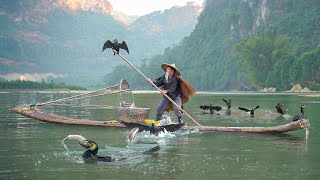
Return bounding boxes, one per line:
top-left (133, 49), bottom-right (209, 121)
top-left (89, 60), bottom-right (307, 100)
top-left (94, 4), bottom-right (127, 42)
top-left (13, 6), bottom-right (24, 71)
top-left (104, 0), bottom-right (320, 91)
top-left (0, 0), bottom-right (201, 87)
top-left (126, 2), bottom-right (202, 61)
top-left (112, 11), bottom-right (138, 25)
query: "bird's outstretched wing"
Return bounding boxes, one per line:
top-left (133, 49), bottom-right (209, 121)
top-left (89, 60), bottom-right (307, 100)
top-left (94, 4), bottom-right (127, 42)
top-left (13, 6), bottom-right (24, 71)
top-left (200, 105), bottom-right (209, 110)
top-left (222, 98), bottom-right (227, 104)
top-left (211, 106), bottom-right (222, 111)
top-left (239, 107), bottom-right (250, 112)
top-left (102, 40), bottom-right (113, 52)
top-left (254, 106), bottom-right (260, 111)
top-left (120, 41), bottom-right (129, 54)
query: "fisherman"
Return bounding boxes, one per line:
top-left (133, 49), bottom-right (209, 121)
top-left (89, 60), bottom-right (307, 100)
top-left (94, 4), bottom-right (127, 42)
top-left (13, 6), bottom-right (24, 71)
top-left (147, 63), bottom-right (184, 124)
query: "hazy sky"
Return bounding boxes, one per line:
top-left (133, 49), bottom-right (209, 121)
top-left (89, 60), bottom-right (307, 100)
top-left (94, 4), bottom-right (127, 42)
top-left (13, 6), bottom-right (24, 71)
top-left (109, 0), bottom-right (204, 16)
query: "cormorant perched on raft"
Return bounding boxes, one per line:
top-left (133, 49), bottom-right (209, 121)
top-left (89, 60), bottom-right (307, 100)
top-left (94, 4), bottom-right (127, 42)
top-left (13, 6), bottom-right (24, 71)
top-left (200, 104), bottom-right (222, 114)
top-left (275, 103), bottom-right (287, 115)
top-left (238, 106), bottom-right (260, 118)
top-left (102, 39), bottom-right (129, 55)
top-left (62, 135), bottom-right (160, 163)
top-left (292, 105), bottom-right (305, 122)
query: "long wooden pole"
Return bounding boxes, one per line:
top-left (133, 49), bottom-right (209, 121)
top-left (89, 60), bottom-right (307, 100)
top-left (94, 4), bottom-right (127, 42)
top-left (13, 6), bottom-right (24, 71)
top-left (114, 50), bottom-right (202, 127)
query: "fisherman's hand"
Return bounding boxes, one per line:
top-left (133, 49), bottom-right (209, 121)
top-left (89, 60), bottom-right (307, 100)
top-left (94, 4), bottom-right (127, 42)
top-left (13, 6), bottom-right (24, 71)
top-left (161, 90), bottom-right (168, 95)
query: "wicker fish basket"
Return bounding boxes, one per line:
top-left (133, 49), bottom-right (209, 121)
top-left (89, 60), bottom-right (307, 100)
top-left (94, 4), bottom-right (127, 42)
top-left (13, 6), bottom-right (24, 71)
top-left (116, 107), bottom-right (150, 124)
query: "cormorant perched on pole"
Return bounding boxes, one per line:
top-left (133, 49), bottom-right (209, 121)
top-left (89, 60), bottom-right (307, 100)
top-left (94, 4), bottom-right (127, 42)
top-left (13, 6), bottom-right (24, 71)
top-left (102, 39), bottom-right (129, 55)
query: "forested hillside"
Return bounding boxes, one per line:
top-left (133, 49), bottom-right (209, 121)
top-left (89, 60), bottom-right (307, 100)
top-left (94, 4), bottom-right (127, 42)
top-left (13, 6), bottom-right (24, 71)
top-left (105, 0), bottom-right (320, 91)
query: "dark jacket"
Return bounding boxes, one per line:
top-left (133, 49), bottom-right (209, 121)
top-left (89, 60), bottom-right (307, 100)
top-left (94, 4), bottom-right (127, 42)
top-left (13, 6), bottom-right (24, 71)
top-left (153, 74), bottom-right (180, 99)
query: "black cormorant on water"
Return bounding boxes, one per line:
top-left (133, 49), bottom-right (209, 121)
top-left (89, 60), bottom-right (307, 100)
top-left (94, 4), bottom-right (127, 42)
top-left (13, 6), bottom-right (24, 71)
top-left (222, 98), bottom-right (231, 109)
top-left (102, 39), bottom-right (129, 55)
top-left (276, 103), bottom-right (287, 115)
top-left (238, 106), bottom-right (260, 118)
top-left (81, 140), bottom-right (113, 163)
top-left (222, 98), bottom-right (232, 115)
top-left (292, 105), bottom-right (305, 122)
top-left (200, 104), bottom-right (222, 114)
top-left (126, 121), bottom-right (185, 141)
top-left (62, 135), bottom-right (160, 163)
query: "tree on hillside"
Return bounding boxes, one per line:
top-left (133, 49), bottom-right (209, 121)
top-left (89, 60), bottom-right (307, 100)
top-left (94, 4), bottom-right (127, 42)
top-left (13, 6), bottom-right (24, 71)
top-left (236, 27), bottom-right (294, 89)
top-left (290, 45), bottom-right (320, 89)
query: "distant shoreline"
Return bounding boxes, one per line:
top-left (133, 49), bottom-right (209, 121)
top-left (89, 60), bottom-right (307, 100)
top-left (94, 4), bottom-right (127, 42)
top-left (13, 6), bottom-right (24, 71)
top-left (1, 89), bottom-right (319, 97)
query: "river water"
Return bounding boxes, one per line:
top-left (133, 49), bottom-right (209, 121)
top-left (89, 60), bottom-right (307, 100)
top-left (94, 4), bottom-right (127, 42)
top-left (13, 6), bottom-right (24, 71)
top-left (0, 92), bottom-right (319, 179)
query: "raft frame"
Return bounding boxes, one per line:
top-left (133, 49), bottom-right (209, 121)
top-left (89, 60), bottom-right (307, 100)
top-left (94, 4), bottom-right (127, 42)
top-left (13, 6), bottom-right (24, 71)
top-left (10, 105), bottom-right (310, 133)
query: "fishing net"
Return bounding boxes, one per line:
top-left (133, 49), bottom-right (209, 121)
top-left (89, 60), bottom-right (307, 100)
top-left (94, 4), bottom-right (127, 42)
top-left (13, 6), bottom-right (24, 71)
top-left (37, 79), bottom-right (135, 109)
top-left (15, 79), bottom-right (151, 124)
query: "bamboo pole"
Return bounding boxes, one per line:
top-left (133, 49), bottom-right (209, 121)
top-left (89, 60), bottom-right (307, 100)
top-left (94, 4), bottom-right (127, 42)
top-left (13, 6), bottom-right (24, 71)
top-left (113, 50), bottom-right (202, 127)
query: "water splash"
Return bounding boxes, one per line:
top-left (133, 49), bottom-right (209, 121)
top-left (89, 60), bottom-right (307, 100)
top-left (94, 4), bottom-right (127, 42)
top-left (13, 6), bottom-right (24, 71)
top-left (305, 127), bottom-right (309, 142)
top-left (176, 129), bottom-right (202, 136)
top-left (159, 115), bottom-right (173, 126)
top-left (141, 129), bottom-right (176, 139)
top-left (282, 114), bottom-right (291, 119)
top-left (62, 142), bottom-right (70, 154)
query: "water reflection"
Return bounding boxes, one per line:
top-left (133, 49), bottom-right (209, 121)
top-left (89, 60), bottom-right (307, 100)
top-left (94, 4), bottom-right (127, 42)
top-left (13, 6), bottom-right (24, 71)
top-left (1, 92), bottom-right (319, 179)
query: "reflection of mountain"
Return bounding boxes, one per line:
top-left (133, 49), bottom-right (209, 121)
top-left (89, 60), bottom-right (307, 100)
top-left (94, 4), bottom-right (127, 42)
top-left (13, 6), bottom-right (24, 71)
top-left (0, 0), bottom-right (201, 87)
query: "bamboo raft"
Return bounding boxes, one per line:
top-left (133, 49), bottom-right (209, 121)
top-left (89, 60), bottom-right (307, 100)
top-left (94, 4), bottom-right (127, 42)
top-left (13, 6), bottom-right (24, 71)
top-left (10, 105), bottom-right (310, 133)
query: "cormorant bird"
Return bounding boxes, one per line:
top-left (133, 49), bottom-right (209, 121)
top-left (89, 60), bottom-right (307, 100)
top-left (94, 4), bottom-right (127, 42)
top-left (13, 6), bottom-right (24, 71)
top-left (102, 39), bottom-right (129, 55)
top-left (126, 121), bottom-right (185, 141)
top-left (222, 98), bottom-right (232, 115)
top-left (222, 98), bottom-right (231, 109)
top-left (62, 135), bottom-right (160, 163)
top-left (81, 140), bottom-right (113, 163)
top-left (276, 103), bottom-right (287, 115)
top-left (292, 105), bottom-right (305, 122)
top-left (200, 104), bottom-right (222, 114)
top-left (238, 106), bottom-right (260, 118)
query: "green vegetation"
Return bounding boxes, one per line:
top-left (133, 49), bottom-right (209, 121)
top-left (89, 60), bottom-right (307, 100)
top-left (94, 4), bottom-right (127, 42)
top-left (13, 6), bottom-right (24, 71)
top-left (236, 27), bottom-right (294, 89)
top-left (105, 0), bottom-right (320, 91)
top-left (0, 79), bottom-right (86, 90)
top-left (290, 45), bottom-right (320, 90)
